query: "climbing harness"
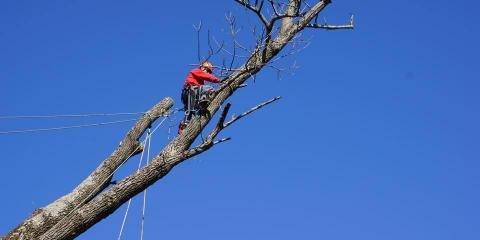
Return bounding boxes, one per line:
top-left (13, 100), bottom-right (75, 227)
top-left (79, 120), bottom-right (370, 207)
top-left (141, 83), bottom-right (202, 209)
top-left (179, 85), bottom-right (215, 132)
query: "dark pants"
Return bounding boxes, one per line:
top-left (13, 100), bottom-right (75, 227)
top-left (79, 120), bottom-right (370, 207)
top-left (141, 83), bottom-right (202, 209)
top-left (181, 85), bottom-right (214, 122)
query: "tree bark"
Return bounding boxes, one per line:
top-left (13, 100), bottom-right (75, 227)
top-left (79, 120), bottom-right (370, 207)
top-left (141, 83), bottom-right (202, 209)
top-left (4, 0), bottom-right (353, 239)
top-left (4, 98), bottom-right (173, 240)
top-left (36, 1), bottom-right (334, 239)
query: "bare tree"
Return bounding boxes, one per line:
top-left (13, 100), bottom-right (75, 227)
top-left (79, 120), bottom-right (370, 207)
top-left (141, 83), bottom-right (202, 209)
top-left (3, 1), bottom-right (352, 239)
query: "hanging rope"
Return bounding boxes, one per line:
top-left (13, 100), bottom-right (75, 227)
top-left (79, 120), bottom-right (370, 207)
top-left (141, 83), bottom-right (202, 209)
top-left (39, 109), bottom-right (181, 238)
top-left (117, 129), bottom-right (151, 240)
top-left (0, 109), bottom-right (182, 135)
top-left (48, 115), bottom-right (171, 237)
top-left (0, 112), bottom-right (145, 119)
top-left (0, 118), bottom-right (139, 135)
top-left (140, 128), bottom-right (152, 240)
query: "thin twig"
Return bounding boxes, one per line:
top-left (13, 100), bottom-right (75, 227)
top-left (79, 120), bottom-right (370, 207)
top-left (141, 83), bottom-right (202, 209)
top-left (184, 96), bottom-right (280, 158)
top-left (193, 21), bottom-right (202, 62)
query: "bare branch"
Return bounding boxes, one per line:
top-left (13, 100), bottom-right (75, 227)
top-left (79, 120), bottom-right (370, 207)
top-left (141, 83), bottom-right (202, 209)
top-left (279, 0), bottom-right (302, 35)
top-left (207, 30), bottom-right (214, 58)
top-left (193, 21), bottom-right (202, 62)
top-left (234, 0), bottom-right (270, 29)
top-left (8, 1), bottom-right (354, 238)
top-left (212, 103), bottom-right (232, 137)
top-left (213, 137), bottom-right (232, 145)
top-left (269, 35), bottom-right (311, 64)
top-left (205, 30), bottom-right (226, 62)
top-left (184, 95), bottom-right (280, 159)
top-left (213, 37), bottom-right (249, 59)
top-left (224, 96), bottom-right (281, 128)
top-left (183, 137), bottom-right (232, 159)
top-left (267, 0), bottom-right (281, 17)
top-left (307, 14), bottom-right (355, 30)
top-left (4, 98), bottom-right (174, 240)
top-left (227, 13), bottom-right (238, 71)
top-left (182, 103), bottom-right (232, 160)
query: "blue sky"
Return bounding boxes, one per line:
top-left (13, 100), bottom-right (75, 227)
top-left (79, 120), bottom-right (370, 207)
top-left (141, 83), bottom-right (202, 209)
top-left (1, 0), bottom-right (479, 239)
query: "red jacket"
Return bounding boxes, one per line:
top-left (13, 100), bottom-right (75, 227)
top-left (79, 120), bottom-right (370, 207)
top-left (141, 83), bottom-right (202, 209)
top-left (184, 68), bottom-right (219, 87)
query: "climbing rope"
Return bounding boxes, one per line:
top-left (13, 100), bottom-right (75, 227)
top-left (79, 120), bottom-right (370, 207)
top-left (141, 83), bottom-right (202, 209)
top-left (0, 109), bottom-right (182, 135)
top-left (19, 109), bottom-right (181, 239)
top-left (0, 112), bottom-right (145, 119)
top-left (0, 118), bottom-right (139, 135)
top-left (47, 114), bottom-right (173, 237)
top-left (140, 128), bottom-right (152, 240)
top-left (117, 128), bottom-right (151, 240)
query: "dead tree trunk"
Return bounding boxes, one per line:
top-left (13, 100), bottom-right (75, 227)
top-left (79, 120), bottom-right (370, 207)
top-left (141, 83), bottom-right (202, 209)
top-left (4, 1), bottom-right (352, 239)
top-left (4, 98), bottom-right (173, 240)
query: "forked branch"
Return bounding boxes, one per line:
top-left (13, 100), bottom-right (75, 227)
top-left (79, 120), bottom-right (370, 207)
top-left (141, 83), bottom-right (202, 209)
top-left (7, 1), bottom-right (353, 239)
top-left (234, 0), bottom-right (270, 29)
top-left (185, 96), bottom-right (281, 158)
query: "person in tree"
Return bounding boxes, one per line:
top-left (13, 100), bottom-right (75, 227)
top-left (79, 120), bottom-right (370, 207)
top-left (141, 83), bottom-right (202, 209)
top-left (184, 61), bottom-right (219, 91)
top-left (179, 61), bottom-right (220, 133)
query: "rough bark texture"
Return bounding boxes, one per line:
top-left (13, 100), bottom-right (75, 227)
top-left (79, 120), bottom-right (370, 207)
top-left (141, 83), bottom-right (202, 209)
top-left (4, 98), bottom-right (173, 240)
top-left (4, 1), bottom-right (349, 239)
top-left (36, 1), bottom-right (332, 239)
top-left (279, 0), bottom-right (301, 35)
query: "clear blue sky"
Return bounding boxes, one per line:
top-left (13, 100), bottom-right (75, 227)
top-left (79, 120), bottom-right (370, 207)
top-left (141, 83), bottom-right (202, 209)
top-left (1, 0), bottom-right (479, 239)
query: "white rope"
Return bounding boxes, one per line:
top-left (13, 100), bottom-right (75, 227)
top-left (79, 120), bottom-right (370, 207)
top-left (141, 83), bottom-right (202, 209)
top-left (117, 130), bottom-right (149, 240)
top-left (0, 112), bottom-right (145, 119)
top-left (117, 128), bottom-right (151, 240)
top-left (140, 129), bottom-right (152, 240)
top-left (0, 118), bottom-right (138, 135)
top-left (140, 128), bottom-right (152, 240)
top-left (0, 110), bottom-right (180, 135)
top-left (47, 115), bottom-right (171, 236)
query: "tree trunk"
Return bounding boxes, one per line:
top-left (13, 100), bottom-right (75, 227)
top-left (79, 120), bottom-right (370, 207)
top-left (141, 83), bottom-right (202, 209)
top-left (37, 2), bottom-right (332, 239)
top-left (4, 98), bottom-right (173, 240)
top-left (4, 0), bottom-right (353, 238)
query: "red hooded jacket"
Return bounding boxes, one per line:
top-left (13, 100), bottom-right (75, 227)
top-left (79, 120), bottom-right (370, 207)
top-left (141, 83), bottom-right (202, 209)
top-left (184, 68), bottom-right (219, 87)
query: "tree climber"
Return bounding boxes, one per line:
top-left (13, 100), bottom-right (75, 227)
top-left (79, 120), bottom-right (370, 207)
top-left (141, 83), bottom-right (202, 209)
top-left (179, 61), bottom-right (220, 133)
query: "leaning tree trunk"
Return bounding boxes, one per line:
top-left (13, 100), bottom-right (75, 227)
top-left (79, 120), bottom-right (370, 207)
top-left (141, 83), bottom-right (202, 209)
top-left (35, 2), bottom-right (332, 239)
top-left (4, 0), bottom-right (352, 239)
top-left (4, 98), bottom-right (173, 240)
